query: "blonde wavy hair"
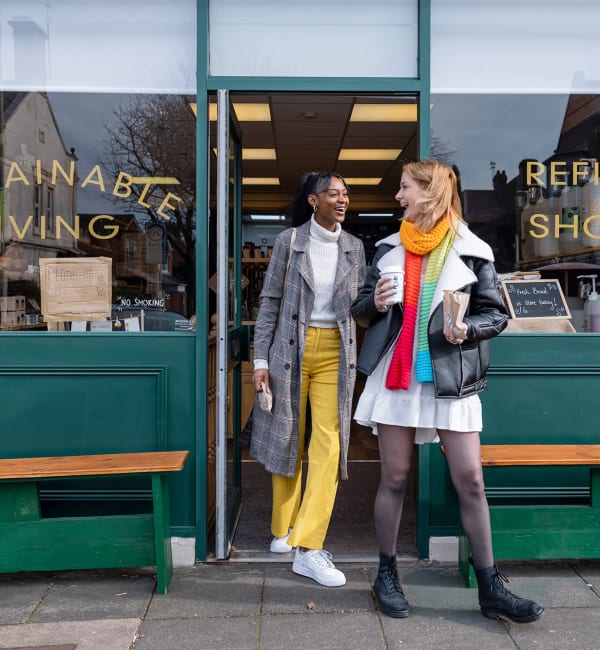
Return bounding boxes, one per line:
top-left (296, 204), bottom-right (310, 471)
top-left (402, 159), bottom-right (466, 233)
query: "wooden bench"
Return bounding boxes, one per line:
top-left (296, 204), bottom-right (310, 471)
top-left (0, 450), bottom-right (189, 594)
top-left (456, 444), bottom-right (600, 587)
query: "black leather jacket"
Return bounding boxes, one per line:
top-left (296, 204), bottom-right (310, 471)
top-left (351, 241), bottom-right (508, 399)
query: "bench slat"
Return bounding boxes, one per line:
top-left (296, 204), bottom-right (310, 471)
top-left (480, 444), bottom-right (600, 467)
top-left (0, 451), bottom-right (189, 480)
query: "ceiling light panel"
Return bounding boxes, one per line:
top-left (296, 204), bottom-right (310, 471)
top-left (206, 102), bottom-right (271, 122)
top-left (343, 178), bottom-right (383, 186)
top-left (242, 148), bottom-right (277, 160)
top-left (243, 177), bottom-right (280, 185)
top-left (339, 149), bottom-right (402, 161)
top-left (233, 103), bottom-right (271, 122)
top-left (350, 104), bottom-right (417, 122)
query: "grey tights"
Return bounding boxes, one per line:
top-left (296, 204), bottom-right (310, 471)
top-left (374, 424), bottom-right (493, 569)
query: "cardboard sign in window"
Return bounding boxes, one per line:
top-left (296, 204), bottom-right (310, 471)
top-left (40, 257), bottom-right (112, 323)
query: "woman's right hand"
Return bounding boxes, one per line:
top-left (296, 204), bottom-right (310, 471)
top-left (374, 277), bottom-right (395, 310)
top-left (253, 368), bottom-right (270, 393)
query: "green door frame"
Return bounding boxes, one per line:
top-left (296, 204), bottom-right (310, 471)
top-left (194, 0), bottom-right (432, 561)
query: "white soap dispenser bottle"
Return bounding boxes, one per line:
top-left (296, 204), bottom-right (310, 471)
top-left (581, 274), bottom-right (599, 332)
top-left (588, 275), bottom-right (600, 332)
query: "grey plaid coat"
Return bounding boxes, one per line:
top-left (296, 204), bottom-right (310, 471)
top-left (250, 221), bottom-right (366, 480)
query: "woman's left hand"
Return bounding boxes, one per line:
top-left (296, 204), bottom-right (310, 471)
top-left (443, 321), bottom-right (467, 345)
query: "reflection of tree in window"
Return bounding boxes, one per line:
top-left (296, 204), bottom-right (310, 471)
top-left (101, 95), bottom-right (196, 314)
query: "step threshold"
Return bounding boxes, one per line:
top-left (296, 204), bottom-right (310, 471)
top-left (211, 550), bottom-right (419, 564)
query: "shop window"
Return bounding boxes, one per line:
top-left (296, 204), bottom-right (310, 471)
top-left (0, 91), bottom-right (196, 333)
top-left (431, 92), bottom-right (600, 333)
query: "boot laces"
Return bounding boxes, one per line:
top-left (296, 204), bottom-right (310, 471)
top-left (384, 561), bottom-right (403, 594)
top-left (309, 550), bottom-right (335, 569)
top-left (492, 567), bottom-right (519, 602)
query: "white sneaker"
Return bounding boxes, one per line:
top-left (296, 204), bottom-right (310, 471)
top-left (270, 529), bottom-right (293, 553)
top-left (292, 549), bottom-right (346, 587)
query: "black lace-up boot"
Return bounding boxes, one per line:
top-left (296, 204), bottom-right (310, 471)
top-left (474, 564), bottom-right (544, 623)
top-left (373, 553), bottom-right (409, 618)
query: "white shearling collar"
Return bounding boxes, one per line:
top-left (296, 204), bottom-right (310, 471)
top-left (375, 222), bottom-right (494, 262)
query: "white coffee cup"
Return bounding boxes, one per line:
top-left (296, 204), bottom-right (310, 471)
top-left (380, 266), bottom-right (405, 304)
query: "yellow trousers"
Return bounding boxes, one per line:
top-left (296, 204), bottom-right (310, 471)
top-left (272, 327), bottom-right (341, 550)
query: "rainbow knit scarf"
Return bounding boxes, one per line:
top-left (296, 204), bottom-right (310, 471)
top-left (385, 218), bottom-right (455, 390)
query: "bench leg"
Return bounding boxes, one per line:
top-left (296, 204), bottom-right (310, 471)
top-left (458, 534), bottom-right (477, 588)
top-left (592, 468), bottom-right (600, 508)
top-left (152, 473), bottom-right (173, 595)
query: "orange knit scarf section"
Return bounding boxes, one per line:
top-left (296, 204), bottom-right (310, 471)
top-left (400, 217), bottom-right (450, 256)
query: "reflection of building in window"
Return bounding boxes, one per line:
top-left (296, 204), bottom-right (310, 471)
top-left (47, 186), bottom-right (55, 235)
top-left (1, 92), bottom-right (79, 326)
top-left (33, 184), bottom-right (42, 232)
top-left (2, 93), bottom-right (78, 260)
top-left (124, 238), bottom-right (136, 261)
top-left (78, 213), bottom-right (168, 302)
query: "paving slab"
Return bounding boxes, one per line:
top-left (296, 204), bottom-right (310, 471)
top-left (0, 619), bottom-right (140, 650)
top-left (572, 562), bottom-right (600, 599)
top-left (29, 572), bottom-right (155, 623)
top-left (135, 616), bottom-right (259, 650)
top-left (259, 611), bottom-right (386, 650)
top-left (146, 565), bottom-right (264, 619)
top-left (508, 607), bottom-right (600, 650)
top-left (262, 566), bottom-right (373, 615)
top-left (379, 608), bottom-right (515, 650)
top-left (391, 563), bottom-right (480, 611)
top-left (0, 575), bottom-right (51, 625)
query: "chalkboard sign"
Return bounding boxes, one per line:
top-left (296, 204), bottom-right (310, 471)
top-left (501, 280), bottom-right (571, 320)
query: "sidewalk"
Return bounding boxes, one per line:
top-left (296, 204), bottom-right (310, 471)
top-left (1, 558), bottom-right (600, 649)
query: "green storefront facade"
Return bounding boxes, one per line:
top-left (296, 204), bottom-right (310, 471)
top-left (1, 1), bottom-right (600, 564)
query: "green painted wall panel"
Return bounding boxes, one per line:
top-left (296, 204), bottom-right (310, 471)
top-left (0, 333), bottom-right (197, 533)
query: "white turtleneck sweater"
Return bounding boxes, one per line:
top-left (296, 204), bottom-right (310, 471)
top-left (308, 215), bottom-right (340, 328)
top-left (253, 216), bottom-right (340, 370)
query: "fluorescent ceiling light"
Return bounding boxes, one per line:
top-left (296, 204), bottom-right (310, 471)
top-left (233, 103), bottom-right (271, 122)
top-left (339, 149), bottom-right (402, 161)
top-left (344, 177), bottom-right (382, 186)
top-left (358, 213), bottom-right (394, 217)
top-left (212, 148), bottom-right (276, 160)
top-left (243, 148), bottom-right (276, 160)
top-left (249, 214), bottom-right (286, 221)
top-left (350, 104), bottom-right (417, 122)
top-left (242, 177), bottom-right (280, 185)
top-left (204, 102), bottom-right (270, 122)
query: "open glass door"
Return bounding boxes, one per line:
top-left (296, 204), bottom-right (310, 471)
top-left (215, 89), bottom-right (244, 559)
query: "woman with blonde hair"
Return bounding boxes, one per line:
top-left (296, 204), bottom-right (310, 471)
top-left (352, 159), bottom-right (543, 622)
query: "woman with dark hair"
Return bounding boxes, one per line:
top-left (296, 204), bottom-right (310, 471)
top-left (251, 171), bottom-right (366, 586)
top-left (352, 159), bottom-right (543, 622)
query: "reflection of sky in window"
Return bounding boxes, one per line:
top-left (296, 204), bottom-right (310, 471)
top-left (431, 95), bottom-right (569, 191)
top-left (48, 93), bottom-right (137, 214)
